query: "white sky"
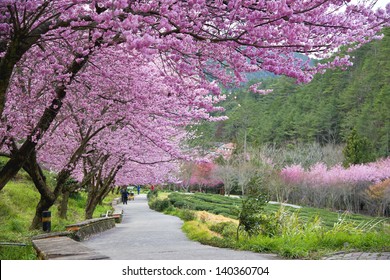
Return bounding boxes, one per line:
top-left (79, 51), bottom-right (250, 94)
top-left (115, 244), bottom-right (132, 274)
top-left (352, 0), bottom-right (390, 8)
top-left (373, 0), bottom-right (389, 8)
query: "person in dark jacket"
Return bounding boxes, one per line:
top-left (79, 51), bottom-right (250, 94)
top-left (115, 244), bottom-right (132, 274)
top-left (121, 188), bottom-right (129, 204)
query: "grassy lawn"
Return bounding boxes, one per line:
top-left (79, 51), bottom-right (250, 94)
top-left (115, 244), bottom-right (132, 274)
top-left (152, 191), bottom-right (390, 259)
top-left (0, 175), bottom-right (116, 259)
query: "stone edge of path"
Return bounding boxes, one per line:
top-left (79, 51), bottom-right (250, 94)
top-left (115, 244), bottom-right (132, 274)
top-left (31, 198), bottom-right (121, 259)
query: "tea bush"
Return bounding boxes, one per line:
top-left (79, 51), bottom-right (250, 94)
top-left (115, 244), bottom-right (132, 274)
top-left (180, 209), bottom-right (197, 221)
top-left (149, 198), bottom-right (171, 212)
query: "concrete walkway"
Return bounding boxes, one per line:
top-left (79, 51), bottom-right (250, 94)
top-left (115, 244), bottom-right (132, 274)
top-left (322, 251), bottom-right (390, 260)
top-left (83, 194), bottom-right (280, 260)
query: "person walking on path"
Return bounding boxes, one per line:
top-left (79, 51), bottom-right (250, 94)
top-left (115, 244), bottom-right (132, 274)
top-left (120, 188), bottom-right (129, 204)
top-left (137, 185), bottom-right (141, 195)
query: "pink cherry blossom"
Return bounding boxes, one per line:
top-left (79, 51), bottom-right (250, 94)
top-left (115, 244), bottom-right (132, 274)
top-left (1, 0), bottom-right (389, 191)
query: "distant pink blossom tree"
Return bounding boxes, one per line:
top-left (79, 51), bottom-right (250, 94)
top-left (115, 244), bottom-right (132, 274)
top-left (188, 161), bottom-right (222, 191)
top-left (281, 158), bottom-right (390, 187)
top-left (280, 158), bottom-right (390, 212)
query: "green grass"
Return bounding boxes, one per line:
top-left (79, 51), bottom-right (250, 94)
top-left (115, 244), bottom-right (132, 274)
top-left (235, 224), bottom-right (390, 259)
top-left (163, 192), bottom-right (390, 259)
top-left (0, 175), bottom-right (116, 260)
top-left (183, 212), bottom-right (390, 259)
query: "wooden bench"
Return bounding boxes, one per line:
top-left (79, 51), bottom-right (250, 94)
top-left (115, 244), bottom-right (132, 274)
top-left (100, 209), bottom-right (123, 223)
top-left (112, 209), bottom-right (123, 223)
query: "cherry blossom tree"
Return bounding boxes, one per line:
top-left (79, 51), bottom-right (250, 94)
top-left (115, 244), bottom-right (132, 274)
top-left (1, 0), bottom-right (389, 192)
top-left (187, 161), bottom-right (221, 191)
top-left (1, 40), bottom-right (227, 227)
top-left (280, 158), bottom-right (390, 212)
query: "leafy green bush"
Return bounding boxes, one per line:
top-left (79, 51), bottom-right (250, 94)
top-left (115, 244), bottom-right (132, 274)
top-left (168, 192), bottom-right (240, 217)
top-left (237, 194), bottom-right (268, 237)
top-left (149, 198), bottom-right (171, 212)
top-left (180, 209), bottom-right (196, 221)
top-left (194, 204), bottom-right (214, 211)
top-left (237, 176), bottom-right (269, 238)
top-left (173, 200), bottom-right (186, 208)
top-left (210, 207), bottom-right (236, 218)
top-left (147, 190), bottom-right (159, 199)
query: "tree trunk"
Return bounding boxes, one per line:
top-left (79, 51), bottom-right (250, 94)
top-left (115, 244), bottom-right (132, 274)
top-left (58, 191), bottom-right (70, 219)
top-left (30, 195), bottom-right (56, 230)
top-left (84, 163), bottom-right (121, 219)
top-left (85, 184), bottom-right (112, 219)
top-left (16, 149), bottom-right (55, 230)
top-left (85, 185), bottom-right (114, 219)
top-left (0, 140), bottom-right (38, 190)
top-left (23, 150), bottom-right (73, 229)
top-left (85, 195), bottom-right (99, 220)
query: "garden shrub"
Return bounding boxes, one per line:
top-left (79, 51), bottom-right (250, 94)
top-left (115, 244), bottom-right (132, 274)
top-left (147, 190), bottom-right (159, 199)
top-left (168, 193), bottom-right (178, 204)
top-left (173, 200), bottom-right (186, 208)
top-left (149, 198), bottom-right (171, 212)
top-left (180, 208), bottom-right (196, 221)
top-left (210, 207), bottom-right (235, 217)
top-left (194, 204), bottom-right (214, 211)
top-left (236, 176), bottom-right (269, 238)
top-left (169, 192), bottom-right (240, 218)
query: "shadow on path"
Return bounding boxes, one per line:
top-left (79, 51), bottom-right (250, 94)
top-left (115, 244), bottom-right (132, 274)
top-left (83, 194), bottom-right (280, 260)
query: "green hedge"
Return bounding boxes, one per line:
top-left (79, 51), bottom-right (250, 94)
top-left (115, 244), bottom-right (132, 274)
top-left (148, 196), bottom-right (171, 212)
top-left (167, 192), bottom-right (390, 231)
top-left (168, 193), bottom-right (239, 218)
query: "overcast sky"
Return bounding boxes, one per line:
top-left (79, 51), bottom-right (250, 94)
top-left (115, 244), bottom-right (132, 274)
top-left (372, 0), bottom-right (389, 8)
top-left (352, 0), bottom-right (390, 8)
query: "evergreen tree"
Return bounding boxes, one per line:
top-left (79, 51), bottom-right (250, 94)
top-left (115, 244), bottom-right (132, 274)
top-left (343, 129), bottom-right (375, 167)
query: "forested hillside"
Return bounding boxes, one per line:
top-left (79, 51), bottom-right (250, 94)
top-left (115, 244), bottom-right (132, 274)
top-left (193, 28), bottom-right (390, 159)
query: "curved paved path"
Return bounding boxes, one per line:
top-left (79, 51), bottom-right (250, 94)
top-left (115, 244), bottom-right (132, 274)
top-left (83, 194), bottom-right (280, 260)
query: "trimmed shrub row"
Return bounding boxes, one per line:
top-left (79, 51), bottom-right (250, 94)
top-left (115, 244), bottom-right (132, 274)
top-left (168, 193), bottom-right (239, 218)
